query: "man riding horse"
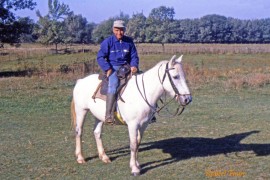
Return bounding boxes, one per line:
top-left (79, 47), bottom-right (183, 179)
top-left (96, 20), bottom-right (139, 124)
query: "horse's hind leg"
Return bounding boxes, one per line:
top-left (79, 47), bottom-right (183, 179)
top-left (75, 108), bottom-right (87, 164)
top-left (93, 118), bottom-right (111, 163)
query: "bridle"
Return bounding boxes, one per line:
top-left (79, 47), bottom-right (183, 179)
top-left (159, 62), bottom-right (191, 116)
top-left (161, 62), bottom-right (181, 96)
top-left (135, 62), bottom-right (191, 118)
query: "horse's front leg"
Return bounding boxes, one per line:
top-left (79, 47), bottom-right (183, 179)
top-left (136, 122), bottom-right (148, 169)
top-left (128, 123), bottom-right (140, 176)
top-left (93, 118), bottom-right (111, 163)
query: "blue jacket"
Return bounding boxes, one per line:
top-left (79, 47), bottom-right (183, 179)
top-left (97, 35), bottom-right (139, 71)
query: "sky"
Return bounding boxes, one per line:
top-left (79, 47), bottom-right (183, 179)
top-left (17, 0), bottom-right (270, 23)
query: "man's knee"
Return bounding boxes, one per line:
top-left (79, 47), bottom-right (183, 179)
top-left (108, 73), bottom-right (119, 94)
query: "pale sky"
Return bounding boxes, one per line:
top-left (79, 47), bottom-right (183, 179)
top-left (17, 0), bottom-right (270, 23)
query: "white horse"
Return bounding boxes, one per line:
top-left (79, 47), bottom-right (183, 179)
top-left (71, 55), bottom-right (192, 176)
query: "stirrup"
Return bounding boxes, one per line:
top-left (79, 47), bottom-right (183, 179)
top-left (149, 116), bottom-right (157, 124)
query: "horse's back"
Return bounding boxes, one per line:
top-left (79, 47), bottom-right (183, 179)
top-left (74, 73), bottom-right (99, 90)
top-left (73, 74), bottom-right (100, 107)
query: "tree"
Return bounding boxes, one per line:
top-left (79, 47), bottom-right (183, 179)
top-left (198, 14), bottom-right (229, 43)
top-left (35, 0), bottom-right (72, 52)
top-left (145, 6), bottom-right (176, 43)
top-left (148, 6), bottom-right (175, 21)
top-left (179, 19), bottom-right (199, 43)
top-left (0, 0), bottom-right (36, 44)
top-left (261, 18), bottom-right (270, 43)
top-left (17, 17), bottom-right (36, 43)
top-left (64, 13), bottom-right (95, 44)
top-left (92, 18), bottom-right (115, 43)
top-left (229, 18), bottom-right (248, 43)
top-left (126, 13), bottom-right (146, 43)
top-left (246, 20), bottom-right (263, 43)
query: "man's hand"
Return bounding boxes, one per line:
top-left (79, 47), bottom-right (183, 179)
top-left (131, 67), bottom-right (138, 74)
top-left (106, 69), bottom-right (112, 77)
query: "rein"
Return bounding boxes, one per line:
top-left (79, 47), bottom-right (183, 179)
top-left (135, 62), bottom-right (187, 118)
top-left (135, 73), bottom-right (156, 110)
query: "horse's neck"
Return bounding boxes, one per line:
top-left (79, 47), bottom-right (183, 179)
top-left (136, 62), bottom-right (166, 105)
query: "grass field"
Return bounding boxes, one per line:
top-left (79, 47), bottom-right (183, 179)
top-left (0, 50), bottom-right (270, 179)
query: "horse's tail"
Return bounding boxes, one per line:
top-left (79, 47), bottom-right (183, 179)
top-left (71, 98), bottom-right (76, 130)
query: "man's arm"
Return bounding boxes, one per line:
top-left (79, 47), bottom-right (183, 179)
top-left (97, 40), bottom-right (111, 72)
top-left (129, 41), bottom-right (139, 71)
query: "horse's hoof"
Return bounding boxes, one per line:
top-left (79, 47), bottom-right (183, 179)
top-left (77, 159), bottom-right (86, 164)
top-left (131, 172), bottom-right (140, 176)
top-left (99, 154), bottom-right (111, 163)
top-left (103, 158), bottom-right (111, 163)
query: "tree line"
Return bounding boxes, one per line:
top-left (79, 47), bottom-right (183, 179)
top-left (1, 0), bottom-right (270, 50)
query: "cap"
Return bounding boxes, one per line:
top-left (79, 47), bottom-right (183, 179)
top-left (113, 20), bottom-right (125, 28)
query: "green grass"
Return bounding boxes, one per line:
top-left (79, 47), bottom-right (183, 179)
top-left (0, 53), bottom-right (270, 179)
top-left (0, 52), bottom-right (97, 72)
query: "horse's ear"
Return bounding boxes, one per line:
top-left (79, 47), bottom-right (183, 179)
top-left (169, 55), bottom-right (177, 66)
top-left (176, 55), bottom-right (183, 63)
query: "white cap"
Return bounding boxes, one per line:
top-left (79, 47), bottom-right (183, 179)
top-left (113, 20), bottom-right (125, 28)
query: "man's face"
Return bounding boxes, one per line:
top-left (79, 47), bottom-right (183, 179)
top-left (113, 27), bottom-right (125, 40)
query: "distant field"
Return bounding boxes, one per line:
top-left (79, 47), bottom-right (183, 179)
top-left (0, 46), bottom-right (269, 179)
top-left (1, 43), bottom-right (270, 63)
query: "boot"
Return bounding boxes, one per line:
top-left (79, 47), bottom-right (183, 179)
top-left (105, 93), bottom-right (116, 124)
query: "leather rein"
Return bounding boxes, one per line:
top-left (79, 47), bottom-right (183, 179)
top-left (135, 62), bottom-right (189, 118)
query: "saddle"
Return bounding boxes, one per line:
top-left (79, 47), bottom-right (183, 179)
top-left (92, 64), bottom-right (132, 102)
top-left (92, 65), bottom-right (132, 125)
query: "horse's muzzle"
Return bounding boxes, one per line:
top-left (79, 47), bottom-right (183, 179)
top-left (178, 94), bottom-right (192, 106)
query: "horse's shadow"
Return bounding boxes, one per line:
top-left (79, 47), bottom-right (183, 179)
top-left (103, 130), bottom-right (270, 174)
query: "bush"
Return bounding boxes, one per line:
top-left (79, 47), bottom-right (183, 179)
top-left (59, 65), bottom-right (70, 74)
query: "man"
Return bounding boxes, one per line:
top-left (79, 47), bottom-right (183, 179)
top-left (97, 20), bottom-right (139, 124)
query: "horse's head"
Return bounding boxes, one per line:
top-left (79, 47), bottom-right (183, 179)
top-left (161, 55), bottom-right (192, 106)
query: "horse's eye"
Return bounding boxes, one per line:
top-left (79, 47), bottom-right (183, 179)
top-left (173, 75), bottom-right (180, 79)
